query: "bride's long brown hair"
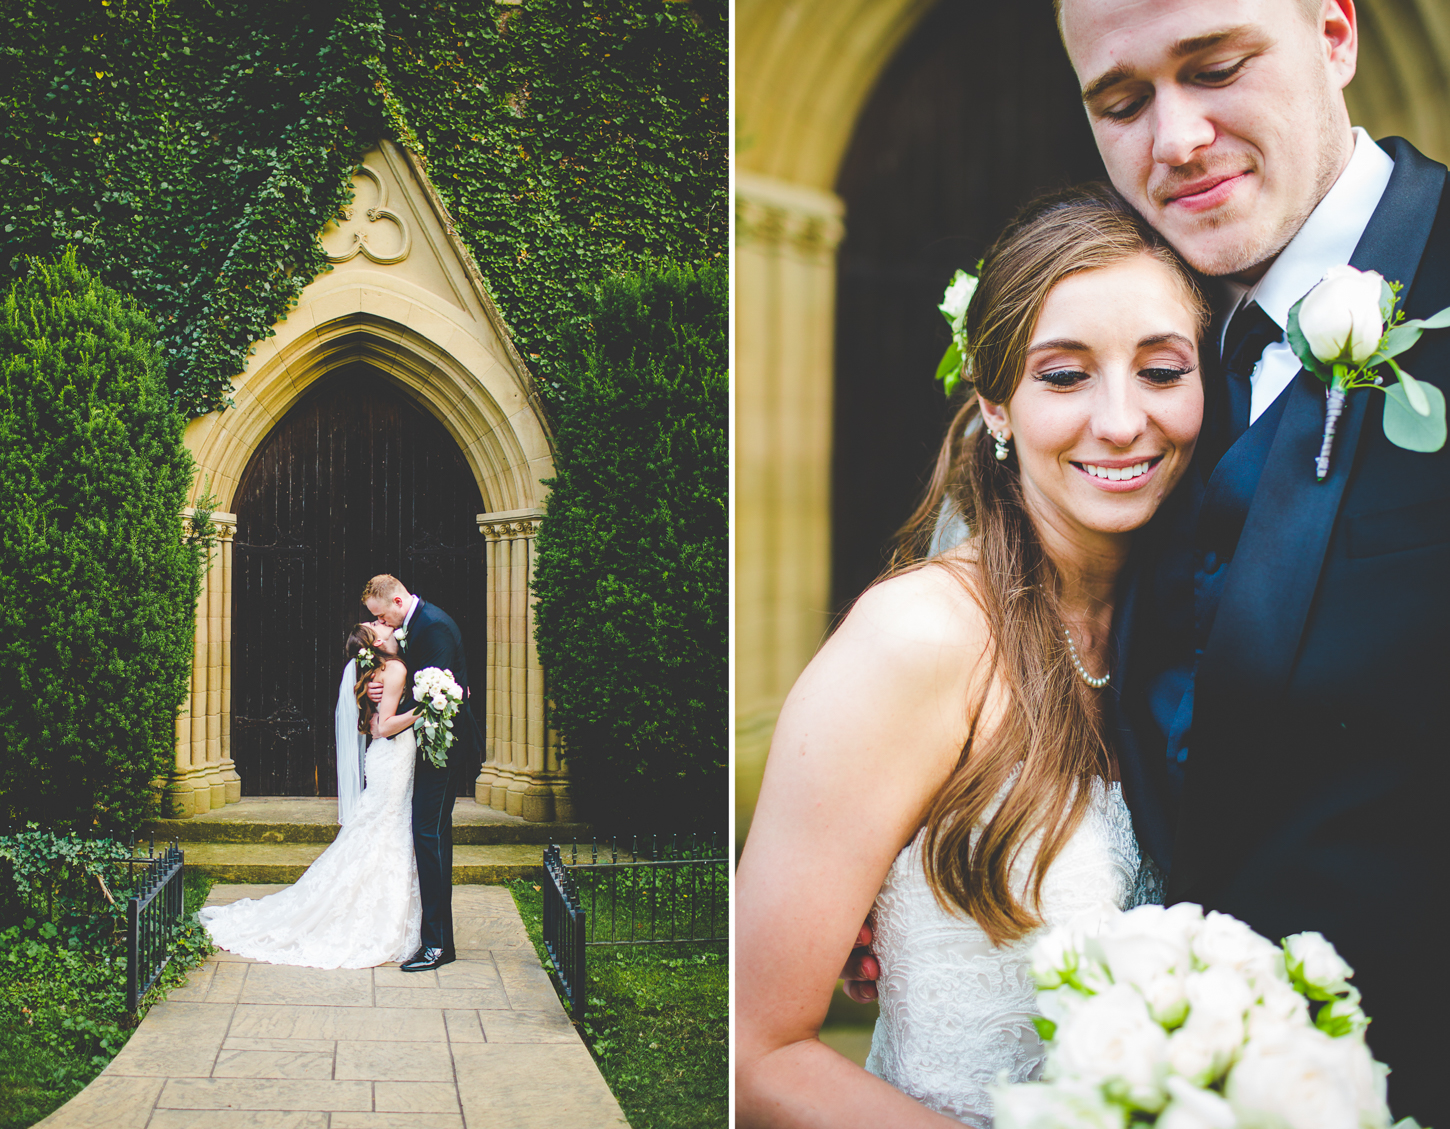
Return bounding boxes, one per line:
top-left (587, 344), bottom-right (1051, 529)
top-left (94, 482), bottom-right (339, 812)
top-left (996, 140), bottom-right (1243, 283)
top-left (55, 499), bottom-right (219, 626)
top-left (891, 184), bottom-right (1208, 945)
top-left (346, 624), bottom-right (386, 735)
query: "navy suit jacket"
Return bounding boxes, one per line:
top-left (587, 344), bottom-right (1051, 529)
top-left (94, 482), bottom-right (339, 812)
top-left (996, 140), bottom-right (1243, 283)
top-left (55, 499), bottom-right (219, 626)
top-left (403, 598), bottom-right (483, 767)
top-left (1114, 138), bottom-right (1450, 1116)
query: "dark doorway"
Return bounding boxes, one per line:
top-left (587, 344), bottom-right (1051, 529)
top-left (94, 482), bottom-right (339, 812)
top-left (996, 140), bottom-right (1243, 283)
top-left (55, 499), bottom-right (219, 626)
top-left (232, 366), bottom-right (486, 797)
top-left (832, 0), bottom-right (1107, 611)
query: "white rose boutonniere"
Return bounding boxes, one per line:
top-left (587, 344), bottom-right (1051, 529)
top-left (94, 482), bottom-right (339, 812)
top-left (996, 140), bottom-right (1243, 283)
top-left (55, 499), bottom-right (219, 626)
top-left (1287, 265), bottom-right (1450, 480)
top-left (393, 625), bottom-right (408, 652)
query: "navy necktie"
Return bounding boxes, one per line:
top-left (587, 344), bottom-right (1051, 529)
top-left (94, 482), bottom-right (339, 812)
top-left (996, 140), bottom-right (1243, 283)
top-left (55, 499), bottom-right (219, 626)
top-left (1220, 302), bottom-right (1283, 444)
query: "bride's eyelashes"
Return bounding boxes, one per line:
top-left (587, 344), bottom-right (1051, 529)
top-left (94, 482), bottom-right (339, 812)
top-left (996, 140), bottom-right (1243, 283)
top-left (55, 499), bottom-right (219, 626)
top-left (1035, 368), bottom-right (1090, 388)
top-left (1141, 364), bottom-right (1197, 385)
top-left (1032, 363), bottom-right (1196, 388)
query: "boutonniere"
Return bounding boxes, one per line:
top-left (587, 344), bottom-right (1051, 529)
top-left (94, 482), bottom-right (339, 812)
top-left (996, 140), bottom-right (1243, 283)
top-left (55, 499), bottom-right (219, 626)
top-left (935, 268), bottom-right (980, 396)
top-left (1287, 265), bottom-right (1450, 480)
top-left (394, 625), bottom-right (408, 652)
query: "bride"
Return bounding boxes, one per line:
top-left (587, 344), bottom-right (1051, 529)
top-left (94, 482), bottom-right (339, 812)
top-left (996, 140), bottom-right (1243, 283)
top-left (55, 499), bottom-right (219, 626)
top-left (735, 185), bottom-right (1207, 1126)
top-left (199, 622), bottom-right (422, 968)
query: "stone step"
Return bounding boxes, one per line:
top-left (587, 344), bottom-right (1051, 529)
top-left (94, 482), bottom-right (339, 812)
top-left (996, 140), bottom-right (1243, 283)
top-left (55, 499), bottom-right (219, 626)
top-left (145, 797), bottom-right (588, 847)
top-left (181, 842), bottom-right (547, 885)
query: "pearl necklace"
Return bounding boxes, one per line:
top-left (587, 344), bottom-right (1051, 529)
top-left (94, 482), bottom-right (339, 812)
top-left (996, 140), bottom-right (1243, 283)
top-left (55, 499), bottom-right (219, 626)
top-left (1061, 622), bottom-right (1110, 689)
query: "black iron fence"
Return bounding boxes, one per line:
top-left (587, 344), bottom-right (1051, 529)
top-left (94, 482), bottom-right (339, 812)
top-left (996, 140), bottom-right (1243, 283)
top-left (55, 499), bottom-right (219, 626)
top-left (125, 842), bottom-right (186, 1014)
top-left (542, 833), bottom-right (727, 1017)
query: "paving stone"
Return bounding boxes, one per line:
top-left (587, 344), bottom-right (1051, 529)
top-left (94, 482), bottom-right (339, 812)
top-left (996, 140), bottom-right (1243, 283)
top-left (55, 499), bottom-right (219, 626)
top-left (476, 1007), bottom-right (577, 1044)
top-left (206, 959), bottom-right (250, 1002)
top-left (229, 1004), bottom-right (446, 1042)
top-left (223, 1037), bottom-right (336, 1054)
top-left (434, 958), bottom-right (504, 991)
top-left (31, 1074), bottom-right (165, 1128)
top-left (158, 1077), bottom-right (373, 1111)
top-left (373, 1081), bottom-right (461, 1113)
top-left (452, 1043), bottom-right (628, 1128)
top-left (162, 961), bottom-right (216, 1002)
top-left (442, 1009), bottom-right (484, 1044)
top-left (147, 1110), bottom-right (329, 1129)
top-left (374, 985), bottom-right (508, 1010)
top-left (105, 1003), bottom-right (233, 1077)
top-left (239, 963), bottom-right (375, 1006)
top-left (211, 1048), bottom-right (335, 1079)
top-left (336, 1040), bottom-right (454, 1082)
top-left (330, 1115), bottom-right (464, 1129)
top-left (491, 951), bottom-right (564, 1011)
top-left (374, 964), bottom-right (435, 988)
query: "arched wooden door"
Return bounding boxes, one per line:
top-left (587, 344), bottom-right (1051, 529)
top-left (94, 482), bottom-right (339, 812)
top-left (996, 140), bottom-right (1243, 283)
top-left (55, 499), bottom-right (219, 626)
top-left (232, 366), bottom-right (486, 797)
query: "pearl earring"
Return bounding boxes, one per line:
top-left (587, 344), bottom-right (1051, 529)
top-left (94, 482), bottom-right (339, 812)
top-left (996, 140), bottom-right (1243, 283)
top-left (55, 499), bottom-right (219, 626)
top-left (990, 428), bottom-right (1010, 461)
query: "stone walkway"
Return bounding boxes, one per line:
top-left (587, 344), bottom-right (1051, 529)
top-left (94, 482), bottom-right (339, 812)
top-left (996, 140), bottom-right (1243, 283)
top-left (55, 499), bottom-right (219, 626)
top-left (37, 886), bottom-right (628, 1129)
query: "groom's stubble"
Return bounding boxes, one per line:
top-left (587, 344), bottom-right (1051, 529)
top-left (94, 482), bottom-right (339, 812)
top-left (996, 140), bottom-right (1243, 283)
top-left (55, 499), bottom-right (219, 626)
top-left (1058, 0), bottom-right (1357, 282)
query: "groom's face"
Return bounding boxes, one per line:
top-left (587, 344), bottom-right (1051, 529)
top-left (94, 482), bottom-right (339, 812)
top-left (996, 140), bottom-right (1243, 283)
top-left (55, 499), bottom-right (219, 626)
top-left (366, 595), bottom-right (408, 628)
top-left (1060, 0), bottom-right (1356, 280)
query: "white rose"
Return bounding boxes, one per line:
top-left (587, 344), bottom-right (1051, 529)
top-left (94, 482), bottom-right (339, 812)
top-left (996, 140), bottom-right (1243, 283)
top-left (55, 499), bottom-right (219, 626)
top-left (1227, 1025), bottom-right (1389, 1129)
top-left (431, 693), bottom-right (447, 711)
top-left (992, 1079), bottom-right (1127, 1129)
top-left (1297, 265), bottom-right (1386, 366)
top-left (1253, 977), bottom-right (1311, 1026)
top-left (1283, 931), bottom-right (1354, 996)
top-left (1037, 983), bottom-right (1093, 1030)
top-left (1052, 983), bottom-right (1169, 1111)
top-left (1192, 911), bottom-right (1284, 986)
top-left (1031, 923), bottom-right (1082, 989)
top-left (1167, 967), bottom-right (1251, 1084)
top-left (1090, 907), bottom-right (1196, 1027)
top-left (1157, 1076), bottom-right (1236, 1129)
top-left (448, 683), bottom-right (463, 700)
top-left (938, 270), bottom-right (979, 324)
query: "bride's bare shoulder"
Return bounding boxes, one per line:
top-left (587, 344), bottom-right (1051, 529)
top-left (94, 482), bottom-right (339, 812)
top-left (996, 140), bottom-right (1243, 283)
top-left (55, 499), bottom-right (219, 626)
top-left (831, 554), bottom-right (990, 660)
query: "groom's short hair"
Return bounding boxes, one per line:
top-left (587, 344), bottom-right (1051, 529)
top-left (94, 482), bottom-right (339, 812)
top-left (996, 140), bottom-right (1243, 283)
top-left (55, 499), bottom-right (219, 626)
top-left (361, 574), bottom-right (408, 602)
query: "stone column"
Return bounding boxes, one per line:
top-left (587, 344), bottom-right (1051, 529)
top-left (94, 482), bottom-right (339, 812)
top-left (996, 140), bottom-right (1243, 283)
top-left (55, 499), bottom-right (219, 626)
top-left (167, 510), bottom-right (241, 817)
top-left (734, 172), bottom-right (845, 840)
top-left (474, 508), bottom-right (570, 823)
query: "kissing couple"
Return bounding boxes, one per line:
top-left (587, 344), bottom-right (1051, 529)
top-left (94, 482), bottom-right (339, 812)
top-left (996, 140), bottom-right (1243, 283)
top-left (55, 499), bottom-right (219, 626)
top-left (738, 0), bottom-right (1449, 1125)
top-left (201, 574), bottom-right (483, 973)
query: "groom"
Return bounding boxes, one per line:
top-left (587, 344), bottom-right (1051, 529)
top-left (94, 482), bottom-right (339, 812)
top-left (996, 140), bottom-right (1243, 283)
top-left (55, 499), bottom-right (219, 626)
top-left (843, 0), bottom-right (1450, 1114)
top-left (362, 573), bottom-right (483, 972)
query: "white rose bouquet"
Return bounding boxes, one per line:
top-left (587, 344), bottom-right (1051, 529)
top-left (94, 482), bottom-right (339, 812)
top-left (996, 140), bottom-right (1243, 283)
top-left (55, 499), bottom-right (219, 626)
top-left (1286, 265), bottom-right (1450, 480)
top-left (411, 666), bottom-right (463, 769)
top-left (993, 903), bottom-right (1429, 1129)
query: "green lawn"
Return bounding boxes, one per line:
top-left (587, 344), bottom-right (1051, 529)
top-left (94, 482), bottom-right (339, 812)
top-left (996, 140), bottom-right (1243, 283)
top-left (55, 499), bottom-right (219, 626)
top-left (0, 869), bottom-right (214, 1129)
top-left (509, 878), bottom-right (727, 1129)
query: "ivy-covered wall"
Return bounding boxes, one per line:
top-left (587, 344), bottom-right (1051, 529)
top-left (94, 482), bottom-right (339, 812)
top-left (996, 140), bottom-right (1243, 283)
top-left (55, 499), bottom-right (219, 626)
top-left (0, 0), bottom-right (726, 416)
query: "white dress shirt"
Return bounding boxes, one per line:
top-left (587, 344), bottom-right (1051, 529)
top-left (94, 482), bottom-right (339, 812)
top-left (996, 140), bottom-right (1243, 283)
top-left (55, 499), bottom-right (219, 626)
top-left (1220, 127), bottom-right (1395, 423)
top-left (403, 593), bottom-right (420, 629)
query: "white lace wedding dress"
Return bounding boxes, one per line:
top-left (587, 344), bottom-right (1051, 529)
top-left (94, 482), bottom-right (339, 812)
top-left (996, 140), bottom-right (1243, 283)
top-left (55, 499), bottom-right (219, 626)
top-left (864, 779), bottom-right (1156, 1126)
top-left (199, 728), bottom-right (422, 969)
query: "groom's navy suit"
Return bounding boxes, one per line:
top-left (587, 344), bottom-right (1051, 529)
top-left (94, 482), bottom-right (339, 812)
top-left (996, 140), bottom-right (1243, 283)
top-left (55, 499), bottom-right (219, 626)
top-left (1115, 138), bottom-right (1450, 1119)
top-left (404, 598), bottom-right (484, 954)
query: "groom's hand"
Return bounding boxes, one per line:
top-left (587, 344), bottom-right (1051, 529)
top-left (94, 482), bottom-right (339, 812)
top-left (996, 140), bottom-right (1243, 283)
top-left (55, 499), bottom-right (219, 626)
top-left (840, 922), bottom-right (880, 1004)
top-left (367, 682), bottom-right (384, 704)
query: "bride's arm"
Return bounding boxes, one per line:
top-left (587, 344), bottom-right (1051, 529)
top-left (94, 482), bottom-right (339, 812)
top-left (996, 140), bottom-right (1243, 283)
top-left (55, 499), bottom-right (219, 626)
top-left (735, 564), bottom-right (991, 1128)
top-left (372, 661), bottom-right (414, 739)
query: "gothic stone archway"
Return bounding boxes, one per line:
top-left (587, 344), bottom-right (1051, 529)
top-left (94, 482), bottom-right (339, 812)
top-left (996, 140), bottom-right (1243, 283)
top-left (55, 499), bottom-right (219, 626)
top-left (174, 139), bottom-right (567, 823)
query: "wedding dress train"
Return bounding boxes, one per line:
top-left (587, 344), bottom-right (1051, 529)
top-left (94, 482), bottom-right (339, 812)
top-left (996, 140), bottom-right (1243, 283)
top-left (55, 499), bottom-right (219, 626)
top-left (199, 728), bottom-right (422, 969)
top-left (864, 779), bottom-right (1154, 1126)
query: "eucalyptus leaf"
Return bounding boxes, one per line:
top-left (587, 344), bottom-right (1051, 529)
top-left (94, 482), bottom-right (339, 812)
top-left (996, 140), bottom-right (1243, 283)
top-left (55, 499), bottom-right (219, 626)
top-left (1403, 306), bottom-right (1450, 332)
top-left (1365, 322), bottom-right (1423, 366)
top-left (936, 341), bottom-right (962, 395)
top-left (1286, 297), bottom-right (1331, 379)
top-left (1391, 361), bottom-right (1430, 416)
top-left (1383, 380), bottom-right (1447, 453)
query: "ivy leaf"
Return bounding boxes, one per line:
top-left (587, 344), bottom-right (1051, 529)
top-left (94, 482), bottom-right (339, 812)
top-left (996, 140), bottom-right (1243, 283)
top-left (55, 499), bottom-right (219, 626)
top-left (1383, 379), bottom-right (1447, 453)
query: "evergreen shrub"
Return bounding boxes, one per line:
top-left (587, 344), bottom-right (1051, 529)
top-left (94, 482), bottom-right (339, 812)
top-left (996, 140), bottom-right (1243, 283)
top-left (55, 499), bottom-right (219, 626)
top-left (533, 260), bottom-right (726, 832)
top-left (0, 251), bottom-right (201, 830)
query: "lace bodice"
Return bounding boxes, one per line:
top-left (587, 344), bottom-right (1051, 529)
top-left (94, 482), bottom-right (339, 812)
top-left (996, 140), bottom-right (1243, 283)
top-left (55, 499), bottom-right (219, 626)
top-left (199, 728), bottom-right (422, 969)
top-left (864, 780), bottom-right (1152, 1126)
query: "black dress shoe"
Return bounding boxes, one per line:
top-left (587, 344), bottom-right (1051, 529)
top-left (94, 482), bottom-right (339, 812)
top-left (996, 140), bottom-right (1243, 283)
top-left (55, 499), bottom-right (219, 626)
top-left (400, 946), bottom-right (455, 972)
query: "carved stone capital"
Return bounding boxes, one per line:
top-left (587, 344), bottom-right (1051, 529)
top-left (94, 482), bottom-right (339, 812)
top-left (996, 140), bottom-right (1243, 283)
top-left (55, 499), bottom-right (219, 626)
top-left (736, 173), bottom-right (845, 259)
top-left (477, 508), bottom-right (545, 542)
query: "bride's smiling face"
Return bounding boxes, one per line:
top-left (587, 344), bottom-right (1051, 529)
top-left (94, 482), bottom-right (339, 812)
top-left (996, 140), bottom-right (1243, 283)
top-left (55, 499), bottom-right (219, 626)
top-left (980, 253), bottom-right (1204, 545)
